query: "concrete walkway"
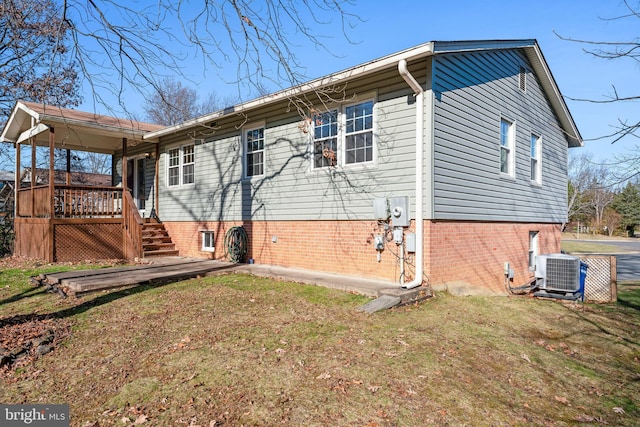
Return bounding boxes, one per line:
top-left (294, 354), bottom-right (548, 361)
top-left (43, 257), bottom-right (431, 308)
top-left (232, 262), bottom-right (404, 297)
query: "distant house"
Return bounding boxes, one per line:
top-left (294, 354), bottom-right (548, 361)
top-left (0, 170), bottom-right (15, 220)
top-left (20, 168), bottom-right (112, 187)
top-left (1, 39), bottom-right (581, 293)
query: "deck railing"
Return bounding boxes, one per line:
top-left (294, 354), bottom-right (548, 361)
top-left (17, 185), bottom-right (124, 218)
top-left (17, 186), bottom-right (50, 217)
top-left (122, 190), bottom-right (144, 259)
top-left (54, 185), bottom-right (123, 218)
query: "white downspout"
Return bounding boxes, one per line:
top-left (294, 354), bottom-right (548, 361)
top-left (398, 59), bottom-right (424, 289)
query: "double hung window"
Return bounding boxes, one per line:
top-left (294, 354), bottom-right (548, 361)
top-left (345, 101), bottom-right (374, 164)
top-left (313, 110), bottom-right (339, 168)
top-left (167, 143), bottom-right (195, 187)
top-left (500, 118), bottom-right (514, 176)
top-left (530, 133), bottom-right (541, 184)
top-left (312, 100), bottom-right (374, 168)
top-left (245, 127), bottom-right (265, 177)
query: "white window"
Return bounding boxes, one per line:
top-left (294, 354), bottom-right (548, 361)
top-left (245, 126), bottom-right (265, 177)
top-left (530, 133), bottom-right (541, 184)
top-left (167, 143), bottom-right (195, 187)
top-left (313, 110), bottom-right (339, 168)
top-left (529, 231), bottom-right (539, 270)
top-left (345, 100), bottom-right (374, 164)
top-left (312, 99), bottom-right (374, 169)
top-left (201, 231), bottom-right (215, 252)
top-left (500, 118), bottom-right (514, 176)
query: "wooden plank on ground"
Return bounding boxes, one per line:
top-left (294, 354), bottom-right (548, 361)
top-left (44, 259), bottom-right (210, 284)
top-left (61, 260), bottom-right (237, 294)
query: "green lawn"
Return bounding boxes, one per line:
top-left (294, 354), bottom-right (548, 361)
top-left (561, 240), bottom-right (627, 254)
top-left (1, 263), bottom-right (638, 426)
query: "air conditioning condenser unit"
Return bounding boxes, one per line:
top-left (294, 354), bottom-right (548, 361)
top-left (535, 254), bottom-right (581, 297)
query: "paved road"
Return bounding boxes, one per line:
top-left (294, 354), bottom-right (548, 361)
top-left (571, 239), bottom-right (640, 281)
top-left (615, 254), bottom-right (640, 281)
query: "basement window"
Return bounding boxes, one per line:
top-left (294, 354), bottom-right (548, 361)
top-left (201, 231), bottom-right (215, 252)
top-left (529, 231), bottom-right (539, 271)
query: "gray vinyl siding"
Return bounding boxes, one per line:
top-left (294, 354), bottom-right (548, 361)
top-left (154, 48), bottom-right (570, 224)
top-left (113, 143), bottom-right (158, 217)
top-left (156, 66), bottom-right (426, 222)
top-left (432, 49), bottom-right (568, 223)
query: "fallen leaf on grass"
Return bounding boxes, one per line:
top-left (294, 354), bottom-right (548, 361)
top-left (555, 395), bottom-right (569, 405)
top-left (316, 372), bottom-right (331, 379)
top-left (612, 407), bottom-right (625, 414)
top-left (367, 385), bottom-right (381, 393)
top-left (521, 353), bottom-right (531, 363)
top-left (575, 414), bottom-right (595, 422)
top-left (134, 414), bottom-right (148, 424)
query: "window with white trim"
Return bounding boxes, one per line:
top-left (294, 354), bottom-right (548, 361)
top-left (245, 126), bottom-right (265, 177)
top-left (313, 109), bottom-right (338, 168)
top-left (529, 231), bottom-right (539, 270)
top-left (345, 100), bottom-right (374, 164)
top-left (167, 143), bottom-right (195, 187)
top-left (530, 133), bottom-right (541, 184)
top-left (201, 231), bottom-right (215, 252)
top-left (183, 144), bottom-right (195, 184)
top-left (500, 118), bottom-right (514, 176)
top-left (312, 99), bottom-right (374, 169)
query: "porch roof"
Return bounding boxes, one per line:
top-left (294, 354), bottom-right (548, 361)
top-left (0, 101), bottom-right (164, 154)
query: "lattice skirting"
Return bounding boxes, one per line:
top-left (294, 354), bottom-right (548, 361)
top-left (581, 256), bottom-right (617, 303)
top-left (54, 222), bottom-right (123, 261)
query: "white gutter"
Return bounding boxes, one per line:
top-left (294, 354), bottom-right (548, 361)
top-left (145, 42), bottom-right (435, 140)
top-left (398, 59), bottom-right (424, 290)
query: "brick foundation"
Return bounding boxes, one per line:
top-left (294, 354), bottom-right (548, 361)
top-left (163, 220), bottom-right (561, 294)
top-left (425, 221), bottom-right (561, 294)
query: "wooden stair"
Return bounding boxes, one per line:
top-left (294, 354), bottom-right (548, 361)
top-left (142, 219), bottom-right (179, 257)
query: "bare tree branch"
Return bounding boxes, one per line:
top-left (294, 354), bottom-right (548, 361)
top-left (556, 1), bottom-right (639, 148)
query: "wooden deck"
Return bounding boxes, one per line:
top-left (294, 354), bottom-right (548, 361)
top-left (43, 258), bottom-right (237, 295)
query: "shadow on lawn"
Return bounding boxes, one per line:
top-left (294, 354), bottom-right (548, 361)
top-left (0, 286), bottom-right (46, 307)
top-left (0, 264), bottom-right (238, 328)
top-left (617, 286), bottom-right (640, 312)
top-left (559, 296), bottom-right (640, 350)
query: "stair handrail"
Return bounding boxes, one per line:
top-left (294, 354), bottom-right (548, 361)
top-left (122, 190), bottom-right (144, 259)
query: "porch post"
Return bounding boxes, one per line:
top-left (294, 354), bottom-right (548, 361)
top-left (30, 136), bottom-right (36, 218)
top-left (15, 141), bottom-right (20, 218)
top-left (122, 138), bottom-right (128, 191)
top-left (66, 149), bottom-right (71, 185)
top-left (122, 137), bottom-right (128, 254)
top-left (48, 127), bottom-right (55, 262)
top-left (154, 142), bottom-right (159, 218)
top-left (49, 127), bottom-right (55, 217)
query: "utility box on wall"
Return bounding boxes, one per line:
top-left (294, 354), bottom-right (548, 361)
top-left (373, 198), bottom-right (389, 220)
top-left (389, 196), bottom-right (410, 227)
